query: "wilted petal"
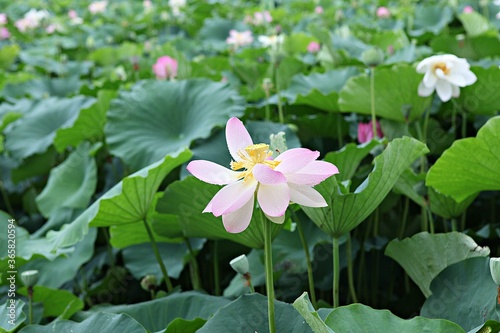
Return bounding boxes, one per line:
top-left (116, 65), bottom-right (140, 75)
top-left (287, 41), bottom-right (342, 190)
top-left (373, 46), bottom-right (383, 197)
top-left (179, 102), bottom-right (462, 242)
top-left (418, 81), bottom-right (434, 97)
top-left (226, 117), bottom-right (253, 161)
top-left (435, 80), bottom-right (453, 102)
top-left (211, 180), bottom-right (257, 216)
top-left (253, 164), bottom-right (286, 184)
top-left (265, 212), bottom-right (285, 224)
top-left (289, 183), bottom-right (327, 207)
top-left (222, 195), bottom-right (254, 233)
top-left (187, 160), bottom-right (241, 185)
top-left (286, 161), bottom-right (338, 186)
top-left (275, 148), bottom-right (320, 174)
top-left (257, 183), bottom-right (290, 217)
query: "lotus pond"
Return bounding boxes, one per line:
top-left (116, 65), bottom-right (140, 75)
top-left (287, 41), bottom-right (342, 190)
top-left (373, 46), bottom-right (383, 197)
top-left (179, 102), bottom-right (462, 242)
top-left (1, 0), bottom-right (500, 332)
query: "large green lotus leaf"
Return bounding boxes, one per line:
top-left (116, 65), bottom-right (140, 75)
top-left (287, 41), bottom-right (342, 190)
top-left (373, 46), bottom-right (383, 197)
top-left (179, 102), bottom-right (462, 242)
top-left (469, 320), bottom-right (500, 333)
top-left (36, 143), bottom-right (97, 218)
top-left (197, 18), bottom-right (247, 51)
top-left (426, 116), bottom-right (500, 202)
top-left (46, 150), bottom-right (192, 251)
top-left (54, 90), bottom-right (117, 152)
top-left (0, 44), bottom-right (20, 70)
top-left (3, 96), bottom-right (96, 160)
top-left (0, 299), bottom-right (26, 332)
top-left (421, 257), bottom-right (499, 331)
top-left (283, 68), bottom-right (359, 112)
top-left (198, 293), bottom-right (314, 333)
top-left (385, 232), bottom-right (490, 298)
top-left (18, 285), bottom-right (83, 319)
top-left (338, 65), bottom-right (432, 121)
top-left (430, 35), bottom-right (500, 60)
top-left (428, 187), bottom-right (477, 219)
top-left (105, 79), bottom-right (243, 170)
top-left (109, 219), bottom-right (180, 249)
top-left (324, 303), bottom-right (464, 332)
top-left (20, 228), bottom-right (96, 289)
top-left (10, 148), bottom-right (57, 183)
top-left (2, 77), bottom-right (82, 99)
top-left (292, 292), bottom-right (334, 333)
top-left (157, 176), bottom-right (282, 249)
top-left (302, 137), bottom-right (428, 237)
top-left (85, 292), bottom-right (230, 332)
top-left (408, 5), bottom-right (453, 37)
top-left (122, 239), bottom-right (205, 281)
top-left (455, 67), bottom-right (500, 115)
top-left (458, 12), bottom-right (493, 37)
top-left (355, 28), bottom-right (409, 51)
top-left (18, 313), bottom-right (146, 333)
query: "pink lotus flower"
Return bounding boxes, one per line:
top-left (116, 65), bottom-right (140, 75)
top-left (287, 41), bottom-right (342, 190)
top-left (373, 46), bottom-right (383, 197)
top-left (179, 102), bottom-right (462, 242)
top-left (0, 27), bottom-right (10, 40)
top-left (226, 30), bottom-right (253, 48)
top-left (307, 41), bottom-right (320, 53)
top-left (253, 11), bottom-right (272, 25)
top-left (463, 6), bottom-right (474, 13)
top-left (187, 118), bottom-right (339, 233)
top-left (152, 56), bottom-right (178, 80)
top-left (357, 121), bottom-right (383, 143)
top-left (376, 6), bottom-right (391, 18)
top-left (315, 6), bottom-right (324, 14)
top-left (0, 13), bottom-right (7, 25)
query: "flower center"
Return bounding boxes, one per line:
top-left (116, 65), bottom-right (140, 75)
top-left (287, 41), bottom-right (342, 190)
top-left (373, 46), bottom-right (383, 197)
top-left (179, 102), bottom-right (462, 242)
top-left (230, 143), bottom-right (280, 181)
top-left (433, 62), bottom-right (449, 75)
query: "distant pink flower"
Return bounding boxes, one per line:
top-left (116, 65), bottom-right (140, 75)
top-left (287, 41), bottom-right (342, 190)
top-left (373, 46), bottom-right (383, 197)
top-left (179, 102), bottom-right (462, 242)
top-left (307, 41), bottom-right (320, 53)
top-left (46, 24), bottom-right (55, 34)
top-left (152, 56), bottom-right (178, 80)
top-left (187, 117), bottom-right (339, 233)
top-left (376, 6), bottom-right (391, 18)
top-left (0, 27), bottom-right (10, 40)
top-left (358, 121), bottom-right (383, 143)
top-left (253, 11), bottom-right (272, 25)
top-left (144, 0), bottom-right (153, 10)
top-left (68, 10), bottom-right (78, 19)
top-left (89, 1), bottom-right (108, 14)
top-left (0, 13), bottom-right (7, 25)
top-left (226, 30), bottom-right (253, 48)
top-left (315, 6), bottom-right (324, 14)
top-left (463, 6), bottom-right (474, 13)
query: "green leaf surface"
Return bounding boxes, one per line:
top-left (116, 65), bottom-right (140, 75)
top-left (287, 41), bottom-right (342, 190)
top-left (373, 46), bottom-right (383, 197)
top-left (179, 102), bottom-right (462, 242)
top-left (338, 65), bottom-right (432, 121)
top-left (393, 169), bottom-right (426, 207)
top-left (0, 44), bottom-right (20, 70)
top-left (293, 293), bottom-right (335, 333)
top-left (324, 303), bottom-right (464, 332)
top-left (0, 299), bottom-right (26, 333)
top-left (430, 35), bottom-right (500, 60)
top-left (302, 137), bottom-right (428, 237)
top-left (421, 257), bottom-right (499, 331)
top-left (18, 313), bottom-right (146, 333)
top-left (385, 232), bottom-right (490, 298)
top-left (47, 150), bottom-right (192, 251)
top-left (164, 317), bottom-right (206, 333)
top-left (105, 79), bottom-right (244, 170)
top-left (36, 143), bottom-right (97, 218)
top-left (2, 77), bottom-right (82, 99)
top-left (456, 67), bottom-right (500, 115)
top-left (409, 5), bottom-right (453, 36)
top-left (428, 187), bottom-right (477, 219)
top-left (458, 12), bottom-right (492, 37)
top-left (469, 320), bottom-right (500, 333)
top-left (18, 285), bottom-right (83, 319)
top-left (426, 116), bottom-right (500, 202)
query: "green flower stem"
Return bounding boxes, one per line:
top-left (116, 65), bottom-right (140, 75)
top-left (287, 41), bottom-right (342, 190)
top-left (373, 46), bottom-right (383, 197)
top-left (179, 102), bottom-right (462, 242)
top-left (150, 289), bottom-right (156, 300)
top-left (244, 273), bottom-right (256, 293)
top-left (213, 240), bottom-right (221, 296)
top-left (143, 220), bottom-right (173, 292)
top-left (102, 228), bottom-right (115, 270)
top-left (28, 286), bottom-right (33, 325)
top-left (370, 67), bottom-right (377, 137)
top-left (461, 210), bottom-right (467, 231)
top-left (295, 215), bottom-right (317, 308)
top-left (263, 214), bottom-right (276, 333)
top-left (451, 218), bottom-right (458, 232)
top-left (427, 205), bottom-right (435, 234)
top-left (346, 233), bottom-right (358, 303)
top-left (264, 91), bottom-right (271, 122)
top-left (185, 238), bottom-right (202, 290)
top-left (461, 110), bottom-right (467, 138)
top-left (337, 113), bottom-right (344, 148)
top-left (332, 237), bottom-right (340, 308)
top-left (398, 197), bottom-right (410, 239)
top-left (275, 67), bottom-right (285, 124)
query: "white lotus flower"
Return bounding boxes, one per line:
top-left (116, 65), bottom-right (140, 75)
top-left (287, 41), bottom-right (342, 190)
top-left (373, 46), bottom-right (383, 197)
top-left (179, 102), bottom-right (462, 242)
top-left (258, 35), bottom-right (284, 48)
top-left (416, 54), bottom-right (477, 102)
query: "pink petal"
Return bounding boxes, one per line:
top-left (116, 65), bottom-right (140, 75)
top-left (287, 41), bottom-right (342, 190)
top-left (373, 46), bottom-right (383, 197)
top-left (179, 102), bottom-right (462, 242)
top-left (275, 148), bottom-right (320, 174)
top-left (187, 160), bottom-right (241, 185)
top-left (222, 195), bottom-right (254, 233)
top-left (211, 179), bottom-right (257, 216)
top-left (289, 183), bottom-right (327, 207)
top-left (226, 117), bottom-right (253, 161)
top-left (286, 161), bottom-right (339, 186)
top-left (253, 164), bottom-right (286, 185)
top-left (257, 183), bottom-right (290, 217)
top-left (265, 212), bottom-right (285, 224)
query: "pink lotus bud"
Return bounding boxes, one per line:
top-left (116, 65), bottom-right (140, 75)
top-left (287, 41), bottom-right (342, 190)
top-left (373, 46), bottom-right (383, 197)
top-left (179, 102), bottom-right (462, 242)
top-left (0, 27), bottom-right (10, 40)
top-left (376, 6), bottom-right (391, 18)
top-left (152, 56), bottom-right (178, 80)
top-left (307, 41), bottom-right (320, 53)
top-left (315, 6), bottom-right (323, 14)
top-left (68, 10), bottom-right (78, 19)
top-left (463, 6), bottom-right (473, 13)
top-left (0, 13), bottom-right (8, 25)
top-left (357, 121), bottom-right (383, 143)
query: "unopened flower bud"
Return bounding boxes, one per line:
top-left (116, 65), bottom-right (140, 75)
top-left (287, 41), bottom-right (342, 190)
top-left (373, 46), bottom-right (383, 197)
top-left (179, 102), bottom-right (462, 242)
top-left (361, 47), bottom-right (384, 67)
top-left (490, 258), bottom-right (500, 285)
top-left (230, 254), bottom-right (249, 275)
top-left (262, 78), bottom-right (273, 92)
top-left (21, 270), bottom-right (39, 287)
top-left (140, 275), bottom-right (157, 291)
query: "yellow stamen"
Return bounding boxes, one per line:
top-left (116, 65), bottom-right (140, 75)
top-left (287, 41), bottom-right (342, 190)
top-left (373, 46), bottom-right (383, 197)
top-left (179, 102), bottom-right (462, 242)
top-left (433, 62), bottom-right (449, 75)
top-left (230, 143), bottom-right (281, 182)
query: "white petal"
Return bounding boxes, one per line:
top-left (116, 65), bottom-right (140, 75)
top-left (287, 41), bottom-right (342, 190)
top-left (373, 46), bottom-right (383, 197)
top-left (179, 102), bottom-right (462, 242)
top-left (289, 183), bottom-right (327, 207)
top-left (257, 183), bottom-right (290, 217)
top-left (285, 161), bottom-right (338, 186)
top-left (275, 148), bottom-right (320, 174)
top-left (226, 117), bottom-right (253, 162)
top-left (445, 74), bottom-right (466, 87)
top-left (435, 80), bottom-right (453, 102)
top-left (418, 81), bottom-right (435, 97)
top-left (222, 195), bottom-right (254, 233)
top-left (422, 71), bottom-right (437, 88)
top-left (264, 213), bottom-right (285, 224)
top-left (451, 84), bottom-right (460, 98)
top-left (186, 160), bottom-right (241, 185)
top-left (211, 180), bottom-right (257, 216)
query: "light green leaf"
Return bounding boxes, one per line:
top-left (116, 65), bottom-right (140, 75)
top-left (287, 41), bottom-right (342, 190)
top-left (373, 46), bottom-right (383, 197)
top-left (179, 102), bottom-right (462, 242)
top-left (105, 79), bottom-right (243, 170)
top-left (164, 317), bottom-right (206, 333)
top-left (430, 35), bottom-right (500, 60)
top-left (428, 187), bottom-right (477, 219)
top-left (409, 5), bottom-right (453, 36)
top-left (0, 299), bottom-right (26, 332)
top-left (339, 65), bottom-right (432, 121)
top-left (292, 293), bottom-right (335, 333)
top-left (458, 12), bottom-right (492, 37)
top-left (302, 137), bottom-right (428, 237)
top-left (421, 257), bottom-right (499, 331)
top-left (426, 116), bottom-right (500, 202)
top-left (324, 303), bottom-right (464, 332)
top-left (385, 232), bottom-right (490, 298)
top-left (393, 169), bottom-right (426, 207)
top-left (456, 66), bottom-right (500, 115)
top-left (18, 285), bottom-right (83, 319)
top-left (2, 77), bottom-right (82, 99)
top-left (36, 143), bottom-right (97, 218)
top-left (0, 44), bottom-right (20, 70)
